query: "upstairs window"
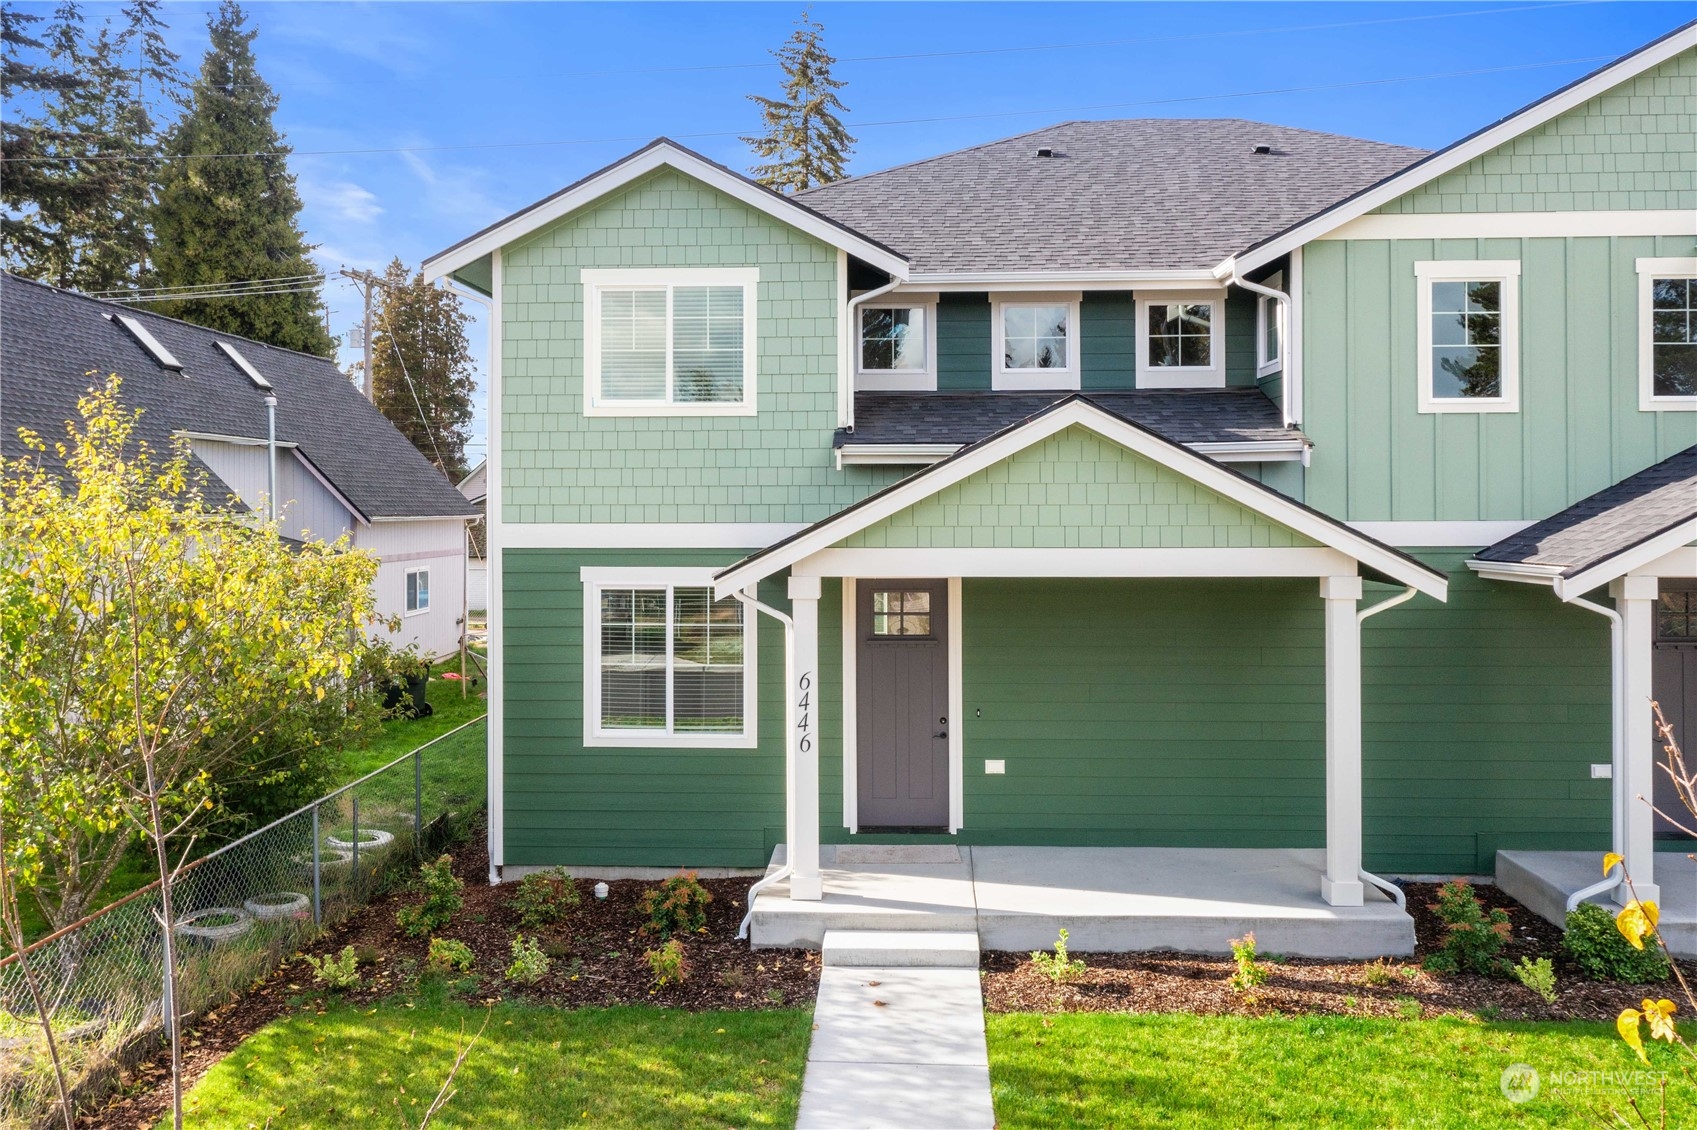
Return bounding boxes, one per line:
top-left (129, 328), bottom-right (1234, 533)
top-left (1136, 290), bottom-right (1226, 388)
top-left (583, 268), bottom-right (758, 416)
top-left (856, 299), bottom-right (936, 391)
top-left (992, 294), bottom-right (1079, 389)
top-left (1414, 261), bottom-right (1520, 414)
top-left (1638, 258), bottom-right (1697, 411)
top-left (1256, 271), bottom-right (1285, 377)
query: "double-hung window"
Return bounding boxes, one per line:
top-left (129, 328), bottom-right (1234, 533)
top-left (992, 294), bottom-right (1080, 389)
top-left (405, 567), bottom-right (430, 615)
top-left (583, 268), bottom-right (758, 416)
top-left (1136, 290), bottom-right (1226, 388)
top-left (1256, 272), bottom-right (1285, 377)
top-left (1638, 257), bottom-right (1697, 411)
top-left (1414, 261), bottom-right (1520, 413)
top-left (582, 567), bottom-right (757, 748)
top-left (856, 299), bottom-right (936, 390)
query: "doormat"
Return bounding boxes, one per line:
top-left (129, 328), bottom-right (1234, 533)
top-left (834, 845), bottom-right (963, 865)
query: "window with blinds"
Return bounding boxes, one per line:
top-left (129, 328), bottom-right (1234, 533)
top-left (594, 281), bottom-right (748, 406)
top-left (597, 585), bottom-right (746, 736)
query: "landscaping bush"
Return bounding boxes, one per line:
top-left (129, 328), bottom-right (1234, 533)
top-left (640, 871), bottom-right (712, 940)
top-left (1228, 932), bottom-right (1269, 993)
top-left (427, 937), bottom-right (476, 974)
top-left (509, 868), bottom-right (579, 929)
top-left (1030, 928), bottom-right (1086, 983)
top-left (305, 946), bottom-right (361, 991)
top-left (1421, 880), bottom-right (1510, 975)
top-left (397, 854), bottom-right (464, 937)
top-left (1564, 902), bottom-right (1671, 982)
top-left (644, 938), bottom-right (689, 987)
top-left (506, 934), bottom-right (550, 984)
top-left (1512, 956), bottom-right (1558, 1003)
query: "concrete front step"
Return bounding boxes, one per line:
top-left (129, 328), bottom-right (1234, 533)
top-left (822, 929), bottom-right (981, 968)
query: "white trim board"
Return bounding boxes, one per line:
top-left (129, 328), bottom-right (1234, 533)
top-left (899, 269), bottom-right (1221, 292)
top-left (1226, 24), bottom-right (1697, 275)
top-left (1349, 520), bottom-right (1535, 547)
top-left (712, 398), bottom-right (1448, 601)
top-left (1637, 257), bottom-right (1697, 413)
top-left (835, 438), bottom-right (1309, 468)
top-left (1414, 260), bottom-right (1521, 415)
top-left (795, 547), bottom-right (1358, 579)
top-left (501, 522), bottom-right (808, 549)
top-left (841, 577), bottom-right (858, 834)
top-left (423, 140), bottom-right (909, 282)
top-left (1321, 210), bottom-right (1697, 242)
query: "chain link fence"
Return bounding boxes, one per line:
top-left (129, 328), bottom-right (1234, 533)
top-left (0, 716), bottom-right (486, 1129)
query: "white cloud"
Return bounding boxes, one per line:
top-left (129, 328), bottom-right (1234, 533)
top-left (303, 178), bottom-right (384, 225)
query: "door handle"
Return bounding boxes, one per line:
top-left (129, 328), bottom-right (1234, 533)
top-left (934, 730), bottom-right (948, 739)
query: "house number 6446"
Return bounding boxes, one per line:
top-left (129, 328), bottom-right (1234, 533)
top-left (796, 671), bottom-right (813, 753)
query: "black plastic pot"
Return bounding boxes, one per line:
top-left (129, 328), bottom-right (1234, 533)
top-left (381, 673), bottom-right (432, 718)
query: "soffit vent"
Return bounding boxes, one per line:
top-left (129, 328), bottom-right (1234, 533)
top-left (215, 340), bottom-right (274, 391)
top-left (106, 313), bottom-right (184, 372)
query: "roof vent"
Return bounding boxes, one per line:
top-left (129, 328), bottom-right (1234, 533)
top-left (105, 313), bottom-right (183, 372)
top-left (215, 340), bottom-right (274, 391)
top-left (1252, 143), bottom-right (1273, 156)
top-left (1034, 146), bottom-right (1054, 158)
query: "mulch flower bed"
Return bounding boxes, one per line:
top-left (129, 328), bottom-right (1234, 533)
top-left (983, 880), bottom-right (1697, 1022)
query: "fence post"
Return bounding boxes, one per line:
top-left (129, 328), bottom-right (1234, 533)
top-left (351, 795), bottom-right (360, 888)
top-left (414, 748), bottom-right (424, 856)
top-left (311, 803), bottom-right (322, 925)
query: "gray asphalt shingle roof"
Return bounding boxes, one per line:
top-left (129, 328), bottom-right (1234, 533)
top-left (797, 119), bottom-right (1427, 274)
top-left (840, 389), bottom-right (1303, 448)
top-left (0, 273), bottom-right (478, 521)
top-left (1473, 446), bottom-right (1697, 575)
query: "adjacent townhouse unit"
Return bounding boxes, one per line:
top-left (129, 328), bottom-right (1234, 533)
top-left (425, 22), bottom-right (1697, 955)
top-left (1, 274), bottom-right (482, 660)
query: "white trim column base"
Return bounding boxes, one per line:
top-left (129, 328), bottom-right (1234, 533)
top-left (790, 576), bottom-right (824, 902)
top-left (1321, 574), bottom-right (1365, 908)
top-left (1612, 574), bottom-right (1660, 906)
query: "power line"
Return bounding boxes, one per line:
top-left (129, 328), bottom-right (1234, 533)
top-left (82, 273), bottom-right (324, 298)
top-left (108, 283), bottom-right (326, 303)
top-left (1, 53), bottom-right (1621, 166)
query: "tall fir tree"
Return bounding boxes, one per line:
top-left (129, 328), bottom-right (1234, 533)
top-left (369, 259), bottom-right (476, 480)
top-left (1, 2), bottom-right (89, 282)
top-left (150, 1), bottom-right (332, 356)
top-left (742, 9), bottom-right (853, 193)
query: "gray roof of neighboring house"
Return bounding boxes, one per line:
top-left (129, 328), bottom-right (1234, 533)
top-left (840, 389), bottom-right (1304, 449)
top-left (1473, 446), bottom-right (1697, 575)
top-left (797, 119), bottom-right (1427, 274)
top-left (0, 273), bottom-right (478, 521)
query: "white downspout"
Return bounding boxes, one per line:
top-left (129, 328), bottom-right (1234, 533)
top-left (264, 393), bottom-right (278, 522)
top-left (1228, 265), bottom-right (1296, 428)
top-left (1354, 585), bottom-right (1419, 909)
top-left (733, 587), bottom-right (796, 941)
top-left (1563, 595), bottom-right (1626, 910)
top-left (842, 278), bottom-right (902, 434)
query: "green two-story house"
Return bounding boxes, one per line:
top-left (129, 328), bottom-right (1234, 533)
top-left (426, 22), bottom-right (1697, 954)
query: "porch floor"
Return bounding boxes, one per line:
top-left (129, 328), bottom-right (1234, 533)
top-left (750, 844), bottom-right (1414, 959)
top-left (1497, 850), bottom-right (1697, 957)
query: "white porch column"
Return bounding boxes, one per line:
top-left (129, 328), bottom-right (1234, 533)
top-left (1320, 575), bottom-right (1365, 907)
top-left (788, 576), bottom-right (823, 901)
top-left (1612, 575), bottom-right (1660, 905)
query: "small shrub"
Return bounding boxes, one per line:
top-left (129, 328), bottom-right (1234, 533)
top-left (427, 937), bottom-right (476, 974)
top-left (1030, 928), bottom-right (1087, 984)
top-left (1359, 960), bottom-right (1395, 988)
top-left (305, 945), bottom-right (360, 991)
top-left (1563, 902), bottom-right (1671, 982)
top-left (1228, 932), bottom-right (1269, 994)
top-left (539, 937), bottom-right (576, 961)
top-left (505, 934), bottom-right (550, 984)
top-left (510, 868), bottom-right (580, 929)
top-left (644, 938), bottom-right (689, 987)
top-left (719, 967), bottom-right (748, 991)
top-left (397, 854), bottom-right (464, 938)
top-left (764, 987), bottom-right (785, 1005)
top-left (1421, 880), bottom-right (1510, 976)
top-left (1512, 956), bottom-right (1558, 1004)
top-left (353, 943), bottom-right (380, 967)
top-left (1395, 995), bottom-right (1423, 1020)
top-left (640, 871), bottom-right (713, 940)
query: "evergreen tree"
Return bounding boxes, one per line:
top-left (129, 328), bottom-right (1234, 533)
top-left (1, 2), bottom-right (88, 280)
top-left (743, 9), bottom-right (854, 192)
top-left (150, 1), bottom-right (332, 356)
top-left (370, 259), bottom-right (476, 480)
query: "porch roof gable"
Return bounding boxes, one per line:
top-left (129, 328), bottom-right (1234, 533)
top-left (713, 396), bottom-right (1449, 600)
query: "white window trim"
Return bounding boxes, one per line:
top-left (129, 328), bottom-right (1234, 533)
top-left (1637, 257), bottom-right (1697, 412)
top-left (580, 565), bottom-right (758, 749)
top-left (404, 566), bottom-right (431, 616)
top-left (581, 267), bottom-right (758, 417)
top-left (1414, 260), bottom-right (1521, 415)
top-left (1136, 289), bottom-right (1227, 389)
top-left (855, 294), bottom-right (938, 391)
top-left (991, 292), bottom-right (1081, 390)
top-left (1256, 272), bottom-right (1284, 378)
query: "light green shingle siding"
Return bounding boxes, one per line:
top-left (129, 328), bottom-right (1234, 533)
top-left (1374, 49), bottom-right (1696, 214)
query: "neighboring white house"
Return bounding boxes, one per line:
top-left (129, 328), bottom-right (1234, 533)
top-left (457, 459), bottom-right (487, 614)
top-left (1, 272), bottom-right (480, 660)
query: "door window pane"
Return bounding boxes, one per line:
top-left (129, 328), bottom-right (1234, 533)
top-left (1660, 590), bottom-right (1697, 642)
top-left (1651, 277), bottom-right (1697, 398)
top-left (871, 590), bottom-right (932, 636)
top-left (1430, 281), bottom-right (1502, 398)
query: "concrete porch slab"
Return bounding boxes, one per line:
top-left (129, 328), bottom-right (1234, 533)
top-left (748, 844), bottom-right (979, 948)
top-left (1497, 850), bottom-right (1697, 957)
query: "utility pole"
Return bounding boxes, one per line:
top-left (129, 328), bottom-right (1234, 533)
top-left (339, 267), bottom-right (381, 401)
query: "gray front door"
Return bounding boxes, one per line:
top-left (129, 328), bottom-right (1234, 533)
top-left (857, 580), bottom-right (950, 831)
top-left (1653, 581), bottom-right (1697, 838)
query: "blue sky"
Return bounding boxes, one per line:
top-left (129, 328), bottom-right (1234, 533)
top-left (31, 1), bottom-right (1695, 462)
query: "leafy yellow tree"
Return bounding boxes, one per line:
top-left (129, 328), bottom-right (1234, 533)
top-left (0, 377), bottom-right (384, 1129)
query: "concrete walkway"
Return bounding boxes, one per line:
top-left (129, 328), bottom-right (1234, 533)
top-left (796, 965), bottom-right (995, 1130)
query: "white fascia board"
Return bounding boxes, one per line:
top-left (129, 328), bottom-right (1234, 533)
top-left (177, 429), bottom-right (297, 449)
top-left (794, 546), bottom-right (1357, 579)
top-left (423, 142), bottom-right (909, 281)
top-left (835, 438), bottom-right (1308, 468)
top-left (1320, 209), bottom-right (1697, 242)
top-left (713, 398), bottom-right (1447, 600)
top-left (900, 269), bottom-right (1220, 293)
top-left (1350, 519), bottom-right (1535, 547)
top-left (1226, 24), bottom-right (1697, 275)
top-left (1556, 518), bottom-right (1697, 599)
top-left (1190, 440), bottom-right (1309, 462)
top-left (1464, 559), bottom-right (1563, 586)
top-left (369, 514), bottom-right (475, 523)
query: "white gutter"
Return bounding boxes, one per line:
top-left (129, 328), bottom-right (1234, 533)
top-left (842, 278), bottom-right (902, 434)
top-left (263, 393), bottom-right (278, 522)
top-left (835, 438), bottom-right (1309, 469)
top-left (1355, 585), bottom-right (1419, 910)
top-left (1226, 264), bottom-right (1298, 428)
top-left (1564, 595), bottom-right (1627, 911)
top-left (732, 588), bottom-right (796, 941)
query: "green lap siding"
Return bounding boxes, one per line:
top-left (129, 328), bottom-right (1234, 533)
top-left (937, 293), bottom-right (992, 390)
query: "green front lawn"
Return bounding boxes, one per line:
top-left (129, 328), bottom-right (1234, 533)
top-left (987, 1013), bottom-right (1696, 1128)
top-left (168, 1003), bottom-right (810, 1129)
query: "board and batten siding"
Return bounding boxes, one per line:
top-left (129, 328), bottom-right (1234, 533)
top-left (499, 168), bottom-right (905, 526)
top-left (1302, 233), bottom-right (1697, 521)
